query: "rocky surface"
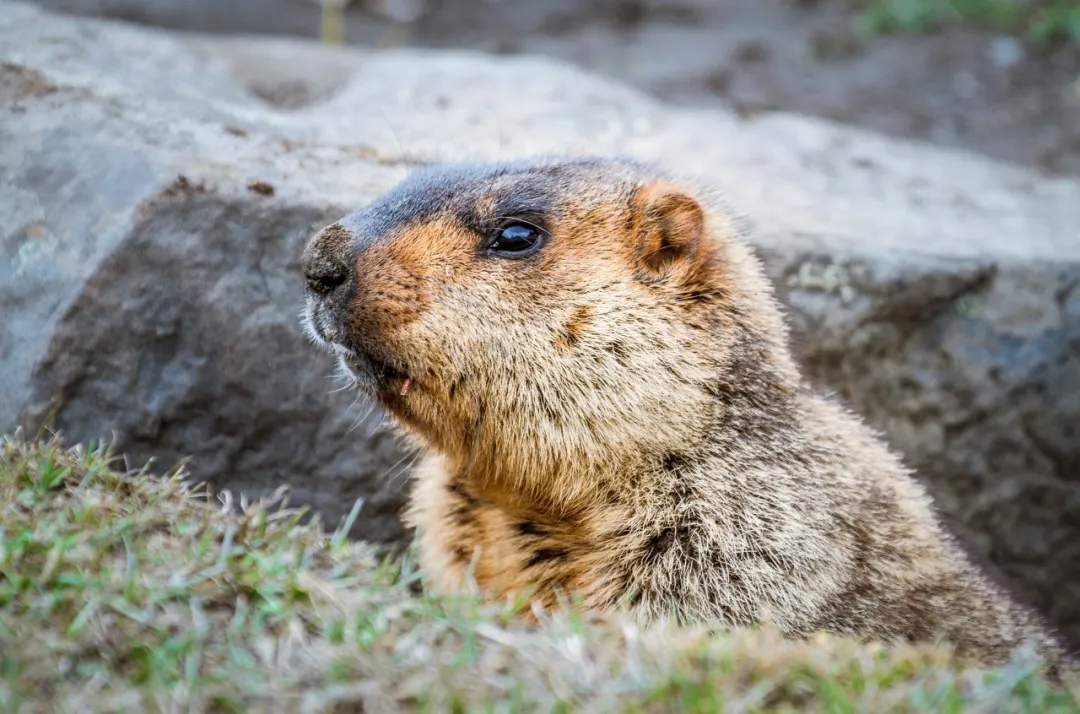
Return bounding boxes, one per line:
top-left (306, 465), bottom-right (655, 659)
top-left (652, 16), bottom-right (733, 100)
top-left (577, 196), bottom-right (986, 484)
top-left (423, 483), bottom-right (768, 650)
top-left (2, 2), bottom-right (1079, 642)
top-left (24, 0), bottom-right (1080, 177)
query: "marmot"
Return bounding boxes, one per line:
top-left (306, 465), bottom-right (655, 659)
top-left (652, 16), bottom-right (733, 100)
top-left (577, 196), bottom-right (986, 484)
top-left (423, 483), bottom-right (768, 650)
top-left (300, 156), bottom-right (1071, 671)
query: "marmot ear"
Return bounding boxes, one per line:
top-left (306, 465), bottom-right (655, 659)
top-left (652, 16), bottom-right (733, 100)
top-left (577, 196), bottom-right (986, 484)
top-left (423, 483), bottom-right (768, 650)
top-left (630, 181), bottom-right (708, 275)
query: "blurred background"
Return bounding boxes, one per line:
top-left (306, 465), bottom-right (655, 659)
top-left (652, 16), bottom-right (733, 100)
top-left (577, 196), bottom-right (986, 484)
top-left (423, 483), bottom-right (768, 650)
top-left (29, 0), bottom-right (1080, 175)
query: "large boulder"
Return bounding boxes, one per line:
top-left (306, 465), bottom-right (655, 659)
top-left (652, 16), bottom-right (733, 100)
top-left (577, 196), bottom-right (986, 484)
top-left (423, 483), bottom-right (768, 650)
top-left (2, 2), bottom-right (1079, 642)
top-left (20, 0), bottom-right (582, 41)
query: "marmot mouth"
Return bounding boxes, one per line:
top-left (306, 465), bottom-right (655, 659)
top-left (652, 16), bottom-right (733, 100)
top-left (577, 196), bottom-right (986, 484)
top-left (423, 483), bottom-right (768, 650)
top-left (345, 352), bottom-right (412, 397)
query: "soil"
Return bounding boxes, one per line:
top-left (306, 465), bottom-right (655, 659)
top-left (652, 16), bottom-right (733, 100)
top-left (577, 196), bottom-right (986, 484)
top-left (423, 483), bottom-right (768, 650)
top-left (31, 0), bottom-right (1080, 176)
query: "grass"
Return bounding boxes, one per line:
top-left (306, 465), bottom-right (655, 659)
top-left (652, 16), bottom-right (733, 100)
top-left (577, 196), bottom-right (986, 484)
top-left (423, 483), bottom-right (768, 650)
top-left (319, 0), bottom-right (348, 46)
top-left (0, 434), bottom-right (1076, 712)
top-left (853, 0), bottom-right (1080, 45)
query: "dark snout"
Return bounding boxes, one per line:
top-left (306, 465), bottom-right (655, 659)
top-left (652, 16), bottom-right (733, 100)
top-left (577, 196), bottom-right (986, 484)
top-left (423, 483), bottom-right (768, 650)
top-left (301, 223), bottom-right (354, 299)
top-left (299, 220), bottom-right (415, 397)
top-left (300, 221), bottom-right (360, 350)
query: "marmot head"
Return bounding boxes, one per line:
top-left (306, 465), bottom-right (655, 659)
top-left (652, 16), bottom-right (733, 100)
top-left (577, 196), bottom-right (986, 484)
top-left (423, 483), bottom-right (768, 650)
top-left (301, 157), bottom-right (793, 494)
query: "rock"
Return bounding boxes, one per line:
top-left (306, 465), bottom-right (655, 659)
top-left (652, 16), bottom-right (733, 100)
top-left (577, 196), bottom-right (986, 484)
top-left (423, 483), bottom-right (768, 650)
top-left (22, 0), bottom-right (585, 44)
top-left (0, 4), bottom-right (418, 544)
top-left (2, 2), bottom-right (1079, 643)
top-left (988, 36), bottom-right (1024, 70)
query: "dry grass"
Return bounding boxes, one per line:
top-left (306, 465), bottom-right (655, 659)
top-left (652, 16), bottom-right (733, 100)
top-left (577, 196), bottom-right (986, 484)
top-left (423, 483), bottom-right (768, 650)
top-left (0, 433), bottom-right (1076, 713)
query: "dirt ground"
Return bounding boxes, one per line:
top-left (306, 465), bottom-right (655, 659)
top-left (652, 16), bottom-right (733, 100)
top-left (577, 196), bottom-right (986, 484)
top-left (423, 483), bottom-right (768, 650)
top-left (33, 0), bottom-right (1080, 177)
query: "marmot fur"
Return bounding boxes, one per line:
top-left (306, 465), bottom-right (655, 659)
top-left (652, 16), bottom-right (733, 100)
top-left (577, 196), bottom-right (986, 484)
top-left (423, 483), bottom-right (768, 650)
top-left (300, 156), bottom-right (1071, 671)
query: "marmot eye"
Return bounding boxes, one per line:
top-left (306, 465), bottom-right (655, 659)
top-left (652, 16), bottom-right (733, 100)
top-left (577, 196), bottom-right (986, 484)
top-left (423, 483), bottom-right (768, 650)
top-left (489, 223), bottom-right (543, 256)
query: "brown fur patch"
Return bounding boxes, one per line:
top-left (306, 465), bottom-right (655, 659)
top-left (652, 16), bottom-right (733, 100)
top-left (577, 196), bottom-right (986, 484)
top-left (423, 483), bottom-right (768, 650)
top-left (553, 305), bottom-right (591, 350)
top-left (631, 181), bottom-right (707, 274)
top-left (526, 547), bottom-right (569, 568)
top-left (347, 218), bottom-right (473, 342)
top-left (516, 521), bottom-right (548, 537)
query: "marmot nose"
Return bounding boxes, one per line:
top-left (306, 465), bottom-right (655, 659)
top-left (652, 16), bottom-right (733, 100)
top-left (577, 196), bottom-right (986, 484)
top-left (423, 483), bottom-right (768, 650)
top-left (304, 267), bottom-right (347, 297)
top-left (301, 224), bottom-right (352, 297)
